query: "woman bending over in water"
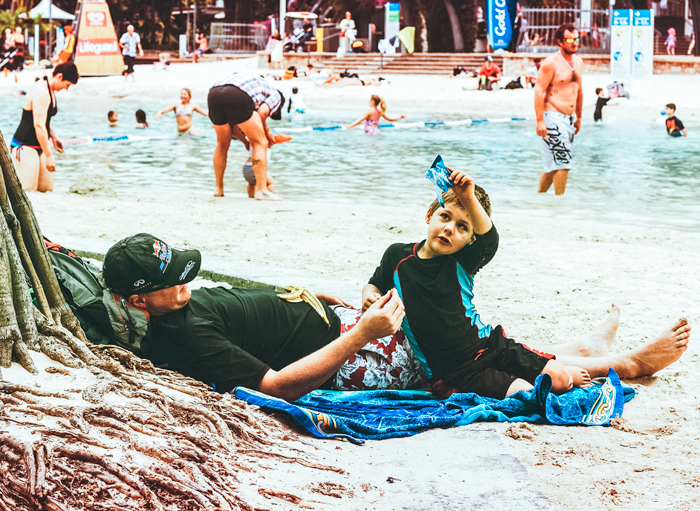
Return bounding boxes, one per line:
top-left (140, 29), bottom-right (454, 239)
top-left (347, 95), bottom-right (404, 135)
top-left (155, 88), bottom-right (208, 134)
top-left (10, 62), bottom-right (79, 192)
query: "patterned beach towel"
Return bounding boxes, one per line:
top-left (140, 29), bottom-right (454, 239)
top-left (233, 369), bottom-right (636, 445)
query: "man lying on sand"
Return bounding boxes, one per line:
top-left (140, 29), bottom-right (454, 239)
top-left (363, 170), bottom-right (691, 400)
top-left (103, 234), bottom-right (690, 403)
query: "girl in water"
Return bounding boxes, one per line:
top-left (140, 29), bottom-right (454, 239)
top-left (154, 88), bottom-right (208, 134)
top-left (347, 95), bottom-right (404, 135)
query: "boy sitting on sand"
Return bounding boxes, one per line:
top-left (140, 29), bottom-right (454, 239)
top-left (362, 168), bottom-right (590, 399)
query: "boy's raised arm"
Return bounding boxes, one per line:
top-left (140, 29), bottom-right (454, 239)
top-left (447, 167), bottom-right (492, 235)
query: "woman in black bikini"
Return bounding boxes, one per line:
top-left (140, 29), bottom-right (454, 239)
top-left (10, 63), bottom-right (79, 192)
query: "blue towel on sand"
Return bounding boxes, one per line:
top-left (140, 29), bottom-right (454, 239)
top-left (233, 369), bottom-right (636, 445)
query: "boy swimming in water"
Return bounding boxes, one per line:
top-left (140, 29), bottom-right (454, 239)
top-left (108, 110), bottom-right (118, 127)
top-left (363, 168), bottom-right (590, 399)
top-left (665, 103), bottom-right (686, 137)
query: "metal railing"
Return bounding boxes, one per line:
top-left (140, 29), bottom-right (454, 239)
top-left (209, 23), bottom-right (269, 54)
top-left (518, 8), bottom-right (610, 54)
top-left (655, 0), bottom-right (686, 18)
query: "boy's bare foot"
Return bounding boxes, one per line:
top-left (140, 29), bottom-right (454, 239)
top-left (566, 366), bottom-right (592, 388)
top-left (581, 304), bottom-right (621, 356)
top-left (614, 318), bottom-right (691, 379)
top-left (214, 188), bottom-right (224, 197)
top-left (538, 305), bottom-right (621, 358)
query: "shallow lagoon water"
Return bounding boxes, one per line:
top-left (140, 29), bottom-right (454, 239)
top-left (1, 93), bottom-right (698, 229)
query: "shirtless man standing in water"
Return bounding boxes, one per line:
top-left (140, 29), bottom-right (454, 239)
top-left (534, 23), bottom-right (583, 195)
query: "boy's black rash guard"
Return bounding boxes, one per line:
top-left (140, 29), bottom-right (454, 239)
top-left (368, 225), bottom-right (499, 380)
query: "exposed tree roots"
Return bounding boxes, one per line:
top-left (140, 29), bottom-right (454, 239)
top-left (0, 342), bottom-right (347, 510)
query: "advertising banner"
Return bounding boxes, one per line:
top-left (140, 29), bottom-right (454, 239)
top-left (74, 0), bottom-right (123, 75)
top-left (610, 9), bottom-right (632, 80)
top-left (385, 2), bottom-right (400, 42)
top-left (631, 9), bottom-right (654, 79)
top-left (487, 0), bottom-right (518, 49)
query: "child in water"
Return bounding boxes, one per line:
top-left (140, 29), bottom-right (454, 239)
top-left (593, 88), bottom-right (612, 122)
top-left (108, 110), bottom-right (118, 127)
top-left (135, 109), bottom-right (148, 128)
top-left (665, 103), bottom-right (686, 137)
top-left (347, 95), bottom-right (405, 135)
top-left (242, 146), bottom-right (275, 198)
top-left (287, 87), bottom-right (307, 114)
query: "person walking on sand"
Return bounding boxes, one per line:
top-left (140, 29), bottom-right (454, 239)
top-left (119, 25), bottom-right (144, 80)
top-left (534, 23), bottom-right (583, 196)
top-left (10, 63), bottom-right (79, 192)
top-left (208, 72), bottom-right (286, 200)
top-left (155, 88), bottom-right (208, 134)
top-left (347, 95), bottom-right (404, 135)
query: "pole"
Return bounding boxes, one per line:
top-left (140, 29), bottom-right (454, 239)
top-left (34, 24), bottom-right (39, 65)
top-left (192, 2), bottom-right (197, 55)
top-left (280, 0), bottom-right (286, 37)
top-left (48, 0), bottom-right (53, 61)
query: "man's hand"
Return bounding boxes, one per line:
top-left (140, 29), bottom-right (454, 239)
top-left (52, 138), bottom-right (64, 154)
top-left (46, 155), bottom-right (57, 173)
top-left (356, 289), bottom-right (404, 340)
top-left (315, 293), bottom-right (351, 307)
top-left (447, 166), bottom-right (475, 200)
top-left (574, 118), bottom-right (581, 135)
top-left (536, 120), bottom-right (548, 137)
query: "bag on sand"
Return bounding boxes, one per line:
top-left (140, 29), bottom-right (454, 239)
top-left (45, 239), bottom-right (150, 352)
top-left (505, 78), bottom-right (524, 89)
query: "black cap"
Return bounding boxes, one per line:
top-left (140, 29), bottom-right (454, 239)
top-left (103, 233), bottom-right (202, 296)
top-left (271, 91), bottom-right (285, 121)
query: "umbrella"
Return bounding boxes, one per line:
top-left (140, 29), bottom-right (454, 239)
top-left (19, 0), bottom-right (76, 20)
top-left (398, 26), bottom-right (415, 54)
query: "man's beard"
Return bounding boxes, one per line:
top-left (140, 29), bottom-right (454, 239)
top-left (561, 46), bottom-right (578, 55)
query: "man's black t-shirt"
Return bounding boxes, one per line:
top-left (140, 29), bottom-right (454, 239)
top-left (368, 226), bottom-right (499, 380)
top-left (593, 97), bottom-right (610, 121)
top-left (147, 287), bottom-right (340, 393)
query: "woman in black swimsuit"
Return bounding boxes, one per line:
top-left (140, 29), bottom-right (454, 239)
top-left (10, 62), bottom-right (79, 192)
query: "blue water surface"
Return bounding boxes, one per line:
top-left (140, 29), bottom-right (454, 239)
top-left (1, 93), bottom-right (698, 229)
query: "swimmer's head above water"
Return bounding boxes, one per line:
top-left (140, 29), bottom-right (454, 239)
top-left (108, 110), bottom-right (118, 126)
top-left (370, 95), bottom-right (386, 113)
top-left (180, 88), bottom-right (192, 103)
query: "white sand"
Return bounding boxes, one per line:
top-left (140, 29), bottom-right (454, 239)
top-left (2, 59), bottom-right (700, 509)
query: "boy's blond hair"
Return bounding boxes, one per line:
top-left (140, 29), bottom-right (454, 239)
top-left (428, 186), bottom-right (491, 217)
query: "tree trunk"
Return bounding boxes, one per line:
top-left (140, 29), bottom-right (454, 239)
top-left (0, 132), bottom-right (87, 343)
top-left (443, 0), bottom-right (465, 52)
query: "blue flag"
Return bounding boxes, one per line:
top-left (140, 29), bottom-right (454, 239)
top-left (487, 0), bottom-right (518, 49)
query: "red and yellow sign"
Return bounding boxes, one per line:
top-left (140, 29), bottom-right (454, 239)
top-left (74, 1), bottom-right (123, 75)
top-left (85, 10), bottom-right (107, 27)
top-left (76, 38), bottom-right (119, 56)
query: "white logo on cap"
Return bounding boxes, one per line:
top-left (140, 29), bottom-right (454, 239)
top-left (134, 279), bottom-right (146, 286)
top-left (180, 261), bottom-right (196, 281)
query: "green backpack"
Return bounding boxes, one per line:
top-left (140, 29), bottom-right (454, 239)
top-left (45, 239), bottom-right (150, 352)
